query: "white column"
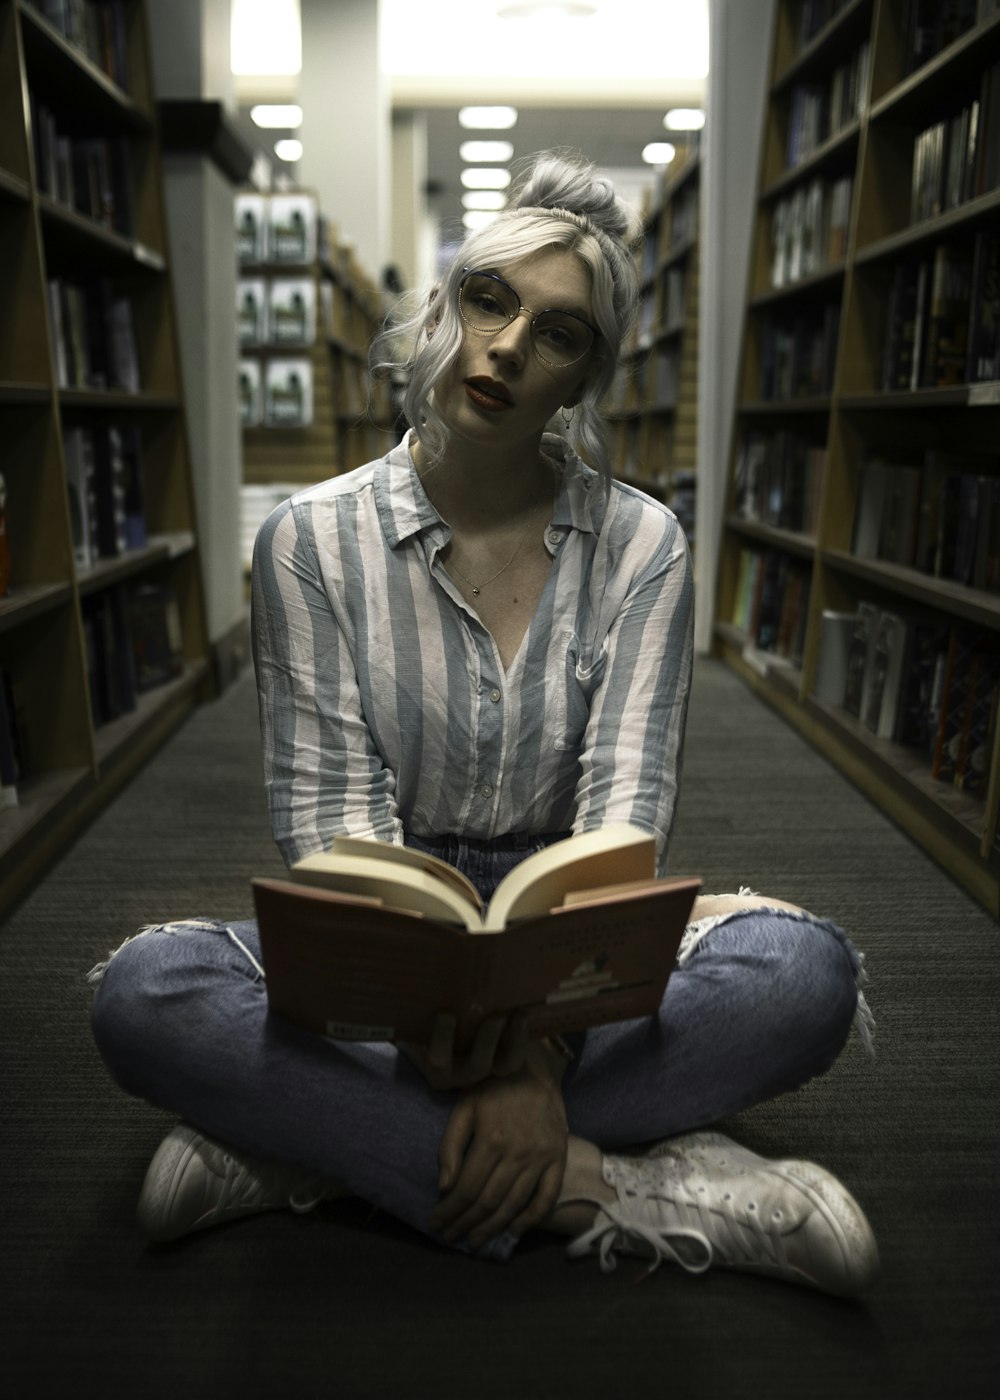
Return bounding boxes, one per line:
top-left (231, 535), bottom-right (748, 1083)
top-left (696, 0), bottom-right (775, 653)
top-left (298, 0), bottom-right (390, 276)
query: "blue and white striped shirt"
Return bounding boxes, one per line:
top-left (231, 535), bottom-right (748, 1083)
top-left (252, 431), bottom-right (693, 875)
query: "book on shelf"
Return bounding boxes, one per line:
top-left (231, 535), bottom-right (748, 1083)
top-left (0, 669), bottom-right (25, 810)
top-left (920, 244), bottom-right (973, 388)
top-left (82, 586), bottom-right (137, 726)
top-left (251, 824), bottom-right (702, 1049)
top-left (128, 581), bottom-right (184, 691)
top-left (862, 610), bottom-right (911, 740)
top-left (238, 358), bottom-right (263, 428)
top-left (902, 0), bottom-right (980, 76)
top-left (37, 1), bottom-right (130, 89)
top-left (63, 424), bottom-right (146, 566)
top-left (235, 193), bottom-right (270, 264)
top-left (31, 97), bottom-right (134, 236)
top-left (46, 277), bottom-right (140, 393)
top-left (966, 230), bottom-right (1000, 384)
top-left (881, 259), bottom-right (924, 392)
top-left (268, 193), bottom-right (318, 266)
top-left (734, 429), bottom-right (825, 534)
top-left (265, 358), bottom-right (313, 427)
top-left (237, 279), bottom-right (268, 346)
top-left (0, 473), bottom-right (10, 599)
top-left (843, 600), bottom-right (880, 721)
top-left (813, 609), bottom-right (855, 708)
top-left (268, 278), bottom-right (317, 345)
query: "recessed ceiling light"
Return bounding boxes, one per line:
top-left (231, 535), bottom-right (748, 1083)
top-left (664, 109), bottom-right (705, 131)
top-left (460, 140), bottom-right (514, 163)
top-left (251, 104), bottom-right (303, 129)
top-left (497, 3), bottom-right (597, 17)
top-left (642, 142), bottom-right (676, 166)
top-left (459, 106), bottom-right (518, 130)
top-left (461, 167), bottom-right (512, 189)
top-left (462, 190), bottom-right (507, 210)
top-left (464, 210), bottom-right (501, 230)
top-left (274, 139), bottom-right (303, 162)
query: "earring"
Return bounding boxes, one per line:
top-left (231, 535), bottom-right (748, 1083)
top-left (562, 406), bottom-right (575, 429)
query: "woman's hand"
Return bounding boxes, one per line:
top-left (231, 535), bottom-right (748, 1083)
top-left (399, 1010), bottom-right (529, 1091)
top-left (428, 1045), bottom-right (569, 1249)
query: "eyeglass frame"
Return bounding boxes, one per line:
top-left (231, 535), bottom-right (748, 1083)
top-left (457, 267), bottom-right (600, 368)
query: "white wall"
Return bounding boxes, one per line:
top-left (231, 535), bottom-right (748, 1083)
top-left (696, 0), bottom-right (775, 652)
top-left (298, 0), bottom-right (391, 276)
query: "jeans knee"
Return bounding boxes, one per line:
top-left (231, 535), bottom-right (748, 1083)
top-left (783, 917), bottom-right (861, 1067)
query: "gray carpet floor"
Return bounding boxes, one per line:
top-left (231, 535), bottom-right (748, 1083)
top-left (2, 656), bottom-right (997, 1398)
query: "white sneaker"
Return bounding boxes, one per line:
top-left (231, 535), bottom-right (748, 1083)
top-left (566, 1131), bottom-right (879, 1297)
top-left (136, 1123), bottom-right (340, 1243)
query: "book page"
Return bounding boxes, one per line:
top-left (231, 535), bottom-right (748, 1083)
top-left (324, 835), bottom-right (485, 912)
top-left (291, 852), bottom-right (481, 930)
top-left (484, 824), bottom-right (657, 930)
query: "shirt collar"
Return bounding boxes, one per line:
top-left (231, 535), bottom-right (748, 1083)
top-left (373, 428), bottom-right (603, 549)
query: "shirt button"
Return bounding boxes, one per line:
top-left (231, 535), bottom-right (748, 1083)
top-left (547, 529), bottom-right (563, 546)
top-left (481, 783), bottom-right (494, 798)
top-left (489, 687), bottom-right (501, 703)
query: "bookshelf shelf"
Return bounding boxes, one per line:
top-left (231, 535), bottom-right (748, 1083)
top-left (607, 148), bottom-right (700, 549)
top-left (0, 0), bottom-right (211, 919)
top-left (727, 515), bottom-right (817, 560)
top-left (715, 0), bottom-right (1000, 915)
top-left (0, 582), bottom-right (73, 633)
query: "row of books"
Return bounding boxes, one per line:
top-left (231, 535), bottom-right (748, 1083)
top-left (732, 431), bottom-right (826, 535)
top-left (239, 358), bottom-right (315, 429)
top-left (793, 0), bottom-right (853, 48)
top-left (642, 182), bottom-right (699, 279)
top-left (46, 276), bottom-right (140, 393)
top-left (238, 277), bottom-right (375, 350)
top-left (816, 603), bottom-right (998, 796)
top-left (902, 0), bottom-right (998, 77)
top-left (82, 580), bottom-right (185, 729)
top-left (880, 232), bottom-right (1000, 392)
top-left (236, 192), bottom-right (320, 268)
top-left (32, 0), bottom-right (129, 90)
top-left (634, 269), bottom-right (687, 351)
top-left (731, 545), bottom-right (812, 668)
top-left (785, 40), bottom-right (870, 169)
top-left (64, 423), bottom-right (146, 570)
top-left (770, 174), bottom-right (852, 287)
top-left (851, 452), bottom-right (1000, 591)
top-left (30, 97), bottom-right (133, 236)
top-left (910, 67), bottom-right (1000, 225)
top-left (759, 302), bottom-right (840, 400)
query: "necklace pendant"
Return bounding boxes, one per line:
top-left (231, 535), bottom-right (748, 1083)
top-left (472, 586), bottom-right (481, 596)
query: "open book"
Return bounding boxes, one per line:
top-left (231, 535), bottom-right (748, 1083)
top-left (252, 824), bottom-right (701, 1050)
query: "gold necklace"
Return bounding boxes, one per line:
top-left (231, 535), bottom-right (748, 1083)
top-left (445, 516), bottom-right (536, 597)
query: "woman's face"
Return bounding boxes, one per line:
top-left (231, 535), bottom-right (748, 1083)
top-left (431, 246), bottom-right (596, 459)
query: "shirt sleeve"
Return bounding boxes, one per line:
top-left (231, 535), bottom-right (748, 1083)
top-left (571, 506), bottom-right (694, 875)
top-left (251, 498), bottom-right (404, 866)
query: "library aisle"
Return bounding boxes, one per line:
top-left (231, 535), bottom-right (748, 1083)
top-left (3, 653), bottom-right (998, 1397)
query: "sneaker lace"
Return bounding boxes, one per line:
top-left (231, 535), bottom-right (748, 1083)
top-left (666, 1168), bottom-right (789, 1274)
top-left (569, 1181), bottom-right (713, 1279)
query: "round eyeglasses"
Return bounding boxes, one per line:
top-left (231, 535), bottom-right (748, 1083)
top-left (458, 269), bottom-right (598, 368)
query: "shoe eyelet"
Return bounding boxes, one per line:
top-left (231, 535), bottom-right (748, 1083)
top-left (773, 1210), bottom-right (783, 1221)
top-left (747, 1202), bottom-right (757, 1212)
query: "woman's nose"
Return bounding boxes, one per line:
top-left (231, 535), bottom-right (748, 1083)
top-left (488, 309), bottom-right (533, 364)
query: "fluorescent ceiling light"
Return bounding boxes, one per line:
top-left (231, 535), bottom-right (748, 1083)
top-left (664, 108), bottom-right (705, 130)
top-left (460, 140), bottom-right (514, 163)
top-left (459, 106), bottom-right (518, 129)
top-left (462, 190), bottom-right (507, 210)
top-left (642, 142), bottom-right (676, 165)
top-left (274, 139), bottom-right (303, 162)
top-left (251, 104), bottom-right (303, 128)
top-left (231, 0), bottom-right (301, 75)
top-left (461, 167), bottom-right (512, 189)
top-left (464, 210), bottom-right (502, 229)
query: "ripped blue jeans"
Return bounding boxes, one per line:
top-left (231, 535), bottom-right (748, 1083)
top-left (90, 845), bottom-right (874, 1262)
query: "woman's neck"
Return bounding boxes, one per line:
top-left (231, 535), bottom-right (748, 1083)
top-left (411, 432), bottom-right (554, 530)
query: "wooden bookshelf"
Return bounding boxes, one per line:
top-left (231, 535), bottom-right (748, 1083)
top-left (714, 0), bottom-right (1000, 914)
top-left (607, 147), bottom-right (700, 547)
top-left (0, 0), bottom-right (211, 920)
top-left (237, 189), bottom-right (397, 491)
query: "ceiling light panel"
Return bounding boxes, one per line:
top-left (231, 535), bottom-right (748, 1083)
top-left (459, 106), bottom-right (519, 129)
top-left (459, 140), bottom-right (514, 162)
top-left (461, 167), bottom-right (512, 189)
top-left (664, 108), bottom-right (706, 130)
top-left (251, 104), bottom-right (303, 128)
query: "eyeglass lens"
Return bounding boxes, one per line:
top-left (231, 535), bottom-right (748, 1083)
top-left (460, 273), bottom-right (595, 365)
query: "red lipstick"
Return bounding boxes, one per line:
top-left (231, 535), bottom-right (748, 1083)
top-left (464, 377), bottom-right (514, 411)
